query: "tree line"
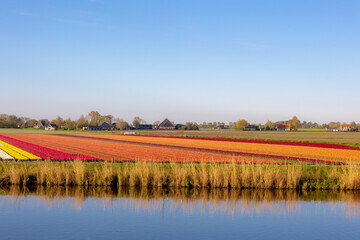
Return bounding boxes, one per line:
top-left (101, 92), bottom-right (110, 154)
top-left (0, 112), bottom-right (358, 131)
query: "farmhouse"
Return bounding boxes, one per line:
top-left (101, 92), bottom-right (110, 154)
top-left (83, 122), bottom-right (115, 131)
top-left (245, 125), bottom-right (260, 131)
top-left (45, 124), bottom-right (57, 131)
top-left (139, 124), bottom-right (153, 129)
top-left (34, 120), bottom-right (47, 129)
top-left (158, 118), bottom-right (175, 130)
top-left (84, 126), bottom-right (103, 131)
top-left (215, 124), bottom-right (227, 129)
top-left (325, 128), bottom-right (339, 132)
top-left (99, 122), bottom-right (114, 130)
top-left (175, 124), bottom-right (185, 130)
top-left (276, 123), bottom-right (290, 131)
top-left (340, 124), bottom-right (356, 132)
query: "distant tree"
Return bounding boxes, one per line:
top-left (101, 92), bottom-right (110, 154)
top-left (7, 115), bottom-right (20, 128)
top-left (200, 122), bottom-right (208, 128)
top-left (76, 114), bottom-right (88, 129)
top-left (132, 116), bottom-right (144, 129)
top-left (185, 122), bottom-right (199, 130)
top-left (229, 122), bottom-right (237, 129)
top-left (0, 114), bottom-right (21, 128)
top-left (54, 116), bottom-right (63, 129)
top-left (264, 121), bottom-right (273, 131)
top-left (27, 119), bottom-right (38, 128)
top-left (116, 118), bottom-right (129, 130)
top-left (236, 120), bottom-right (249, 130)
top-left (350, 121), bottom-right (357, 128)
top-left (100, 115), bottom-right (114, 124)
top-left (153, 121), bottom-right (161, 129)
top-left (289, 116), bottom-right (300, 130)
top-left (64, 118), bottom-right (76, 130)
top-left (88, 111), bottom-right (101, 126)
top-left (0, 114), bottom-right (7, 128)
top-left (328, 122), bottom-right (340, 129)
top-left (19, 117), bottom-right (30, 128)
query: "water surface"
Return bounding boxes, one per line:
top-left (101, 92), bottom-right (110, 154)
top-left (0, 187), bottom-right (359, 240)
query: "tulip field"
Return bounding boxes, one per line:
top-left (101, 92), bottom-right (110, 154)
top-left (0, 133), bottom-right (359, 164)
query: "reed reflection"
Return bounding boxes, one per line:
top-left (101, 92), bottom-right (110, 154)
top-left (1, 186), bottom-right (360, 218)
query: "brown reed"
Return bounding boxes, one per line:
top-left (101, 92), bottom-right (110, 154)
top-left (0, 161), bottom-right (360, 190)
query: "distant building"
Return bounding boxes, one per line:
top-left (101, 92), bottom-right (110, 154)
top-left (215, 124), bottom-right (227, 129)
top-left (85, 126), bottom-right (103, 131)
top-left (83, 122), bottom-right (115, 131)
top-left (276, 123), bottom-right (291, 131)
top-left (45, 124), bottom-right (57, 131)
top-left (139, 124), bottom-right (153, 129)
top-left (34, 120), bottom-right (46, 129)
top-left (99, 122), bottom-right (114, 130)
top-left (245, 125), bottom-right (260, 131)
top-left (175, 124), bottom-right (185, 130)
top-left (158, 118), bottom-right (175, 130)
top-left (340, 124), bottom-right (356, 132)
top-left (325, 128), bottom-right (339, 132)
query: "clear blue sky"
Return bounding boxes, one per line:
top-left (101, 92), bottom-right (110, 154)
top-left (1, 0), bottom-right (359, 124)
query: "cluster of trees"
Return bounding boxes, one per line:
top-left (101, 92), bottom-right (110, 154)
top-left (195, 117), bottom-right (301, 131)
top-left (1, 112), bottom-right (359, 131)
top-left (0, 112), bottom-right (162, 131)
top-left (184, 122), bottom-right (199, 130)
top-left (198, 122), bottom-right (236, 129)
top-left (0, 114), bottom-right (33, 128)
top-left (197, 116), bottom-right (359, 131)
top-left (0, 112), bottom-right (124, 130)
top-left (54, 112), bottom-right (143, 131)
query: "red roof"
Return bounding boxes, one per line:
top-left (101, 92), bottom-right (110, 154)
top-left (341, 124), bottom-right (355, 128)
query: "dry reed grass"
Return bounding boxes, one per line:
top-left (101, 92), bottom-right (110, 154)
top-left (0, 161), bottom-right (360, 190)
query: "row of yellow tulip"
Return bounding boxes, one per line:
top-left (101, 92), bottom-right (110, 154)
top-left (0, 140), bottom-right (41, 160)
top-left (0, 147), bottom-right (14, 160)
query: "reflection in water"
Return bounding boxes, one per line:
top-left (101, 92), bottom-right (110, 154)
top-left (1, 186), bottom-right (360, 218)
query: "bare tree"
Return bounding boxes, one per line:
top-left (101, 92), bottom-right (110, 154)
top-left (88, 111), bottom-right (101, 126)
top-left (115, 118), bottom-right (129, 130)
top-left (54, 116), bottom-right (63, 129)
top-left (76, 114), bottom-right (88, 129)
top-left (132, 116), bottom-right (144, 129)
top-left (27, 119), bottom-right (37, 128)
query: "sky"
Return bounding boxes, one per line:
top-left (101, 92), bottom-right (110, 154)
top-left (0, 0), bottom-right (359, 124)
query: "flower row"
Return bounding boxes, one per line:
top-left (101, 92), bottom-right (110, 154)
top-left (0, 140), bottom-right (41, 160)
top-left (0, 135), bottom-right (96, 161)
